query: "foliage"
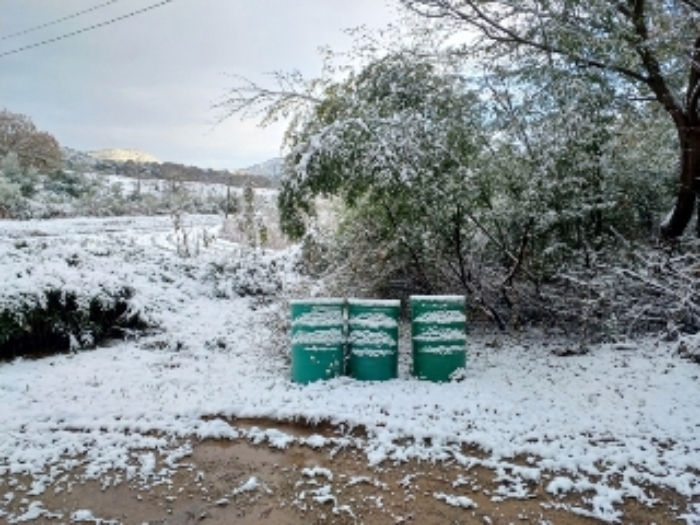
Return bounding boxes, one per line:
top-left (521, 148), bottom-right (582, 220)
top-left (0, 176), bottom-right (25, 219)
top-left (279, 53), bottom-right (488, 238)
top-left (43, 169), bottom-right (97, 198)
top-left (539, 239), bottom-right (700, 341)
top-left (276, 53), bottom-right (675, 329)
top-left (216, 9), bottom-right (685, 335)
top-left (204, 256), bottom-right (284, 298)
top-left (400, 0), bottom-right (700, 238)
top-left (1, 152), bottom-right (39, 196)
top-left (0, 161), bottom-right (239, 220)
top-left (0, 287), bottom-right (147, 361)
top-left (0, 153), bottom-right (33, 218)
top-left (483, 70), bottom-right (677, 275)
top-left (0, 109), bottom-right (62, 172)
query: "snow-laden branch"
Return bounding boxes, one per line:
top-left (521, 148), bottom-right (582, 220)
top-left (213, 71), bottom-right (323, 128)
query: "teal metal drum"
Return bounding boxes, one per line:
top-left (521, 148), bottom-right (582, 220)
top-left (290, 299), bottom-right (345, 384)
top-left (410, 295), bottom-right (466, 382)
top-left (347, 299), bottom-right (400, 381)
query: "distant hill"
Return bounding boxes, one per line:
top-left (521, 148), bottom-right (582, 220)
top-left (61, 147), bottom-right (275, 188)
top-left (89, 149), bottom-right (161, 164)
top-left (238, 158), bottom-right (284, 182)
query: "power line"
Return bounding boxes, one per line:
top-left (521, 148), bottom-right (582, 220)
top-left (0, 0), bottom-right (175, 59)
top-left (0, 0), bottom-right (122, 41)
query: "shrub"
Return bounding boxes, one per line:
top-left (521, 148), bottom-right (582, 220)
top-left (0, 287), bottom-right (148, 360)
top-left (0, 176), bottom-right (26, 219)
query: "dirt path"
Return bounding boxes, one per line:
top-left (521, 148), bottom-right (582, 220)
top-left (2, 421), bottom-right (693, 524)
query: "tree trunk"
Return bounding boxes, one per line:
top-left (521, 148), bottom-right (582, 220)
top-left (660, 124), bottom-right (700, 239)
top-left (652, 32), bottom-right (700, 239)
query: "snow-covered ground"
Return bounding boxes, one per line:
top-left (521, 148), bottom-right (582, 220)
top-left (1, 216), bottom-right (699, 523)
top-left (0, 213), bottom-right (221, 240)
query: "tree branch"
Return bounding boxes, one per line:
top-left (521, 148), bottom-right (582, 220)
top-left (688, 37), bottom-right (700, 117)
top-left (680, 0), bottom-right (700, 14)
top-left (628, 0), bottom-right (686, 123)
top-left (502, 218), bottom-right (535, 287)
top-left (440, 0), bottom-right (651, 83)
top-left (213, 72), bottom-right (322, 127)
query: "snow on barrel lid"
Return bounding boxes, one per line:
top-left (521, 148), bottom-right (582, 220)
top-left (410, 295), bottom-right (465, 302)
top-left (289, 298), bottom-right (345, 305)
top-left (347, 298), bottom-right (401, 307)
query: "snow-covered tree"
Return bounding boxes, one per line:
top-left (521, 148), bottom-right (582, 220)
top-left (279, 55), bottom-right (492, 288)
top-left (271, 52), bottom-right (673, 325)
top-left (216, 20), bottom-right (678, 328)
top-left (484, 68), bottom-right (676, 272)
top-left (400, 0), bottom-right (700, 238)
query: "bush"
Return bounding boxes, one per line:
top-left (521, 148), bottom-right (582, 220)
top-left (0, 287), bottom-right (148, 360)
top-left (43, 169), bottom-right (95, 198)
top-left (0, 176), bottom-right (26, 218)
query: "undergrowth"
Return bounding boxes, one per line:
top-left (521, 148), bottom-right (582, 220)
top-left (0, 287), bottom-right (148, 360)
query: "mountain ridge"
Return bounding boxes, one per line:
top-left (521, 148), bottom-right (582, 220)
top-left (62, 147), bottom-right (283, 185)
top-left (89, 149), bottom-right (161, 164)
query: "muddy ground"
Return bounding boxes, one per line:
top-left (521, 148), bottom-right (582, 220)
top-left (2, 420), bottom-right (695, 524)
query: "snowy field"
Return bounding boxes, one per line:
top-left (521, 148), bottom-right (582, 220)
top-left (1, 215), bottom-right (700, 523)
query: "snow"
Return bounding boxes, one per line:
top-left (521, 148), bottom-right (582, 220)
top-left (12, 501), bottom-right (61, 522)
top-left (289, 298), bottom-right (345, 306)
top-left (70, 509), bottom-right (117, 524)
top-left (412, 329), bottom-right (466, 341)
top-left (88, 148), bottom-right (161, 164)
top-left (291, 330), bottom-right (345, 345)
top-left (349, 330), bottom-right (397, 346)
top-left (347, 298), bottom-right (401, 307)
top-left (680, 504), bottom-right (700, 525)
top-left (350, 349), bottom-right (395, 357)
top-left (1, 215), bottom-right (700, 523)
top-left (413, 310), bottom-right (466, 324)
top-left (433, 492), bottom-right (478, 508)
top-left (302, 466), bottom-right (334, 481)
top-left (292, 311), bottom-right (344, 327)
top-left (410, 295), bottom-right (465, 303)
top-left (232, 476), bottom-right (260, 495)
top-left (349, 313), bottom-right (399, 328)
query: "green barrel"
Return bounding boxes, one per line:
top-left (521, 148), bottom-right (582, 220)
top-left (411, 295), bottom-right (467, 382)
top-left (347, 299), bottom-right (400, 381)
top-left (290, 299), bottom-right (345, 384)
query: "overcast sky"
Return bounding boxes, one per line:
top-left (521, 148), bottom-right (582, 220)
top-left (0, 0), bottom-right (398, 169)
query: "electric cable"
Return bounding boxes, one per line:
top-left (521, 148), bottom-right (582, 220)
top-left (0, 0), bottom-right (121, 41)
top-left (0, 0), bottom-right (175, 58)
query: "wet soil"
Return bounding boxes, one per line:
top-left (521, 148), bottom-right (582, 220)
top-left (1, 420), bottom-right (695, 524)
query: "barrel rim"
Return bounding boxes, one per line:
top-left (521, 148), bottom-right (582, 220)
top-left (347, 298), bottom-right (401, 307)
top-left (289, 298), bottom-right (346, 306)
top-left (409, 295), bottom-right (465, 302)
